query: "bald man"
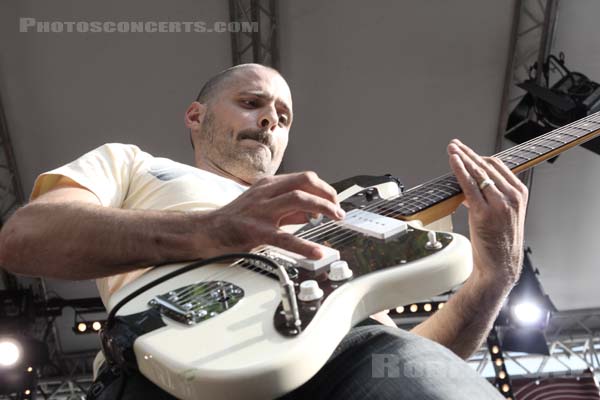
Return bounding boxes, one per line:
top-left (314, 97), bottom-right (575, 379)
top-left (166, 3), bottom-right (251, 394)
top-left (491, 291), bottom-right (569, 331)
top-left (0, 64), bottom-right (526, 399)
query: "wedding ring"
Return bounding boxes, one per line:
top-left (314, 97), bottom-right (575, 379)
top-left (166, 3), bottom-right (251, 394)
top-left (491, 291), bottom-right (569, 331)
top-left (479, 178), bottom-right (495, 191)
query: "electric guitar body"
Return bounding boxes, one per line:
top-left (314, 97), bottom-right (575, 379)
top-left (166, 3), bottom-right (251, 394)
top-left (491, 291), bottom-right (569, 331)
top-left (105, 112), bottom-right (600, 399)
top-left (107, 182), bottom-right (471, 399)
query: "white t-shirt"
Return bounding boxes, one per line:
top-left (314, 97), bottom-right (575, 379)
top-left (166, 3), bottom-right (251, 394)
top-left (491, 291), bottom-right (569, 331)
top-left (31, 143), bottom-right (248, 306)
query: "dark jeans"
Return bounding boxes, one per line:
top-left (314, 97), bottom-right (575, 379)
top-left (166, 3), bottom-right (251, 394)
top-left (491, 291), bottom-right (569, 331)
top-left (88, 325), bottom-right (503, 399)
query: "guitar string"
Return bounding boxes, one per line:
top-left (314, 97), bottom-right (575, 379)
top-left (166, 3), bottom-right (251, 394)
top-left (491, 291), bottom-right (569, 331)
top-left (153, 116), bottom-right (600, 303)
top-left (310, 124), bottom-right (599, 246)
top-left (166, 116), bottom-right (600, 301)
top-left (294, 115), bottom-right (600, 242)
top-left (293, 117), bottom-right (600, 245)
top-left (287, 115), bottom-right (600, 244)
top-left (155, 256), bottom-right (277, 307)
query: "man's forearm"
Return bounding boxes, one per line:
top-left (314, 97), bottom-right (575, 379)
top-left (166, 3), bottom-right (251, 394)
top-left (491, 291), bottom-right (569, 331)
top-left (410, 270), bottom-right (512, 359)
top-left (0, 202), bottom-right (213, 280)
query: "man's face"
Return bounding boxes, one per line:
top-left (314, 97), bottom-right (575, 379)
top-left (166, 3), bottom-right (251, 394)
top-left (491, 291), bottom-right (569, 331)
top-left (193, 67), bottom-right (293, 184)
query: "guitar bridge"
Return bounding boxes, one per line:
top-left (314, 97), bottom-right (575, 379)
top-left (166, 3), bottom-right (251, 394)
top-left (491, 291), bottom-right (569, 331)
top-left (148, 281), bottom-right (244, 325)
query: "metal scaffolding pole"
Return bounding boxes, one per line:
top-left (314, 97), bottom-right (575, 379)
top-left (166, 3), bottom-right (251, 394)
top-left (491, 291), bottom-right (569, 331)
top-left (0, 91), bottom-right (24, 225)
top-left (229, 0), bottom-right (280, 68)
top-left (494, 0), bottom-right (559, 188)
top-left (0, 88), bottom-right (25, 291)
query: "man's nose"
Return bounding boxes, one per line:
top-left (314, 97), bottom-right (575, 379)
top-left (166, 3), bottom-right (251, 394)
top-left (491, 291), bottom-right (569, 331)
top-left (258, 108), bottom-right (278, 131)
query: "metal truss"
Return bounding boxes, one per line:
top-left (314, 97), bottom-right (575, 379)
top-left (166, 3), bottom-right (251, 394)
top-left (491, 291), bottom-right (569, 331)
top-left (228, 0), bottom-right (279, 68)
top-left (494, 0), bottom-right (559, 191)
top-left (0, 92), bottom-right (24, 226)
top-left (35, 351), bottom-right (96, 400)
top-left (495, 0), bottom-right (559, 151)
top-left (467, 308), bottom-right (600, 381)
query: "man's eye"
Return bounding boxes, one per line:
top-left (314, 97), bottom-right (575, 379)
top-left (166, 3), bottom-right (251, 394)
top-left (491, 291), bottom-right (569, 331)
top-left (279, 115), bottom-right (289, 125)
top-left (242, 99), bottom-right (257, 107)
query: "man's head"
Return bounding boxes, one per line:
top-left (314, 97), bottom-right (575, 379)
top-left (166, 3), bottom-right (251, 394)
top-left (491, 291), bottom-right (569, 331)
top-left (185, 63), bottom-right (293, 185)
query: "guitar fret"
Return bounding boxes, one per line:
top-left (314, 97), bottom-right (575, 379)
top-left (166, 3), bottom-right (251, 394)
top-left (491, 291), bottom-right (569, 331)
top-left (535, 139), bottom-right (559, 150)
top-left (586, 114), bottom-right (600, 123)
top-left (430, 185), bottom-right (455, 196)
top-left (543, 137), bottom-right (567, 145)
top-left (407, 196), bottom-right (430, 208)
top-left (577, 121), bottom-right (599, 129)
top-left (421, 189), bottom-right (445, 201)
top-left (502, 153), bottom-right (529, 162)
top-left (552, 132), bottom-right (578, 140)
top-left (529, 143), bottom-right (554, 151)
top-left (559, 128), bottom-right (585, 137)
top-left (571, 125), bottom-right (593, 132)
top-left (518, 148), bottom-right (542, 157)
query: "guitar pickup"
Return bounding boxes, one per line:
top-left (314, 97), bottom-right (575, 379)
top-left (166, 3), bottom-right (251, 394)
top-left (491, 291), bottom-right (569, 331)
top-left (341, 209), bottom-right (408, 239)
top-left (264, 244), bottom-right (340, 271)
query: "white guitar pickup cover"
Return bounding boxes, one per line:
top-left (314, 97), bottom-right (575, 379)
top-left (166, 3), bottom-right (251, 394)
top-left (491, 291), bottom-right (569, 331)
top-left (265, 244), bottom-right (340, 271)
top-left (341, 209), bottom-right (408, 239)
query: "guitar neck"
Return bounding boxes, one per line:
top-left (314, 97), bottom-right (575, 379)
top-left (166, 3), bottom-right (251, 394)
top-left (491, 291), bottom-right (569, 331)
top-left (385, 112), bottom-right (600, 225)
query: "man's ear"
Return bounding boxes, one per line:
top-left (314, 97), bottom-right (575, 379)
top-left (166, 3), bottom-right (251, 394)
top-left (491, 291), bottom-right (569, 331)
top-left (185, 101), bottom-right (206, 128)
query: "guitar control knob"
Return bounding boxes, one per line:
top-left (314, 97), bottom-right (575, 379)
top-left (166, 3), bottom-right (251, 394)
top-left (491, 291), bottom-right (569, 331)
top-left (425, 231), bottom-right (443, 250)
top-left (328, 260), bottom-right (353, 281)
top-left (298, 280), bottom-right (324, 301)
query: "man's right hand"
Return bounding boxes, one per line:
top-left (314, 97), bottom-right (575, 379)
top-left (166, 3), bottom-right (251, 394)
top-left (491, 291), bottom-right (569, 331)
top-left (205, 171), bottom-right (345, 260)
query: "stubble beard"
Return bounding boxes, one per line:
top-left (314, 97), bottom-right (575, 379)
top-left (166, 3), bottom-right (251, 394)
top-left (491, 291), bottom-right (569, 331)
top-left (200, 111), bottom-right (274, 181)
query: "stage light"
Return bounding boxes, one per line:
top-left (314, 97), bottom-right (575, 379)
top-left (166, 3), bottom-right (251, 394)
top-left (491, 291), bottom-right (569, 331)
top-left (495, 358), bottom-right (503, 367)
top-left (499, 371), bottom-right (506, 379)
top-left (0, 338), bottom-right (21, 367)
top-left (502, 384), bottom-right (510, 393)
top-left (437, 302), bottom-right (445, 310)
top-left (26, 366), bottom-right (32, 373)
top-left (24, 389), bottom-right (30, 395)
top-left (395, 306), bottom-right (404, 314)
top-left (492, 345), bottom-right (500, 354)
top-left (513, 301), bottom-right (543, 325)
top-left (409, 304), bottom-right (418, 313)
top-left (424, 303), bottom-right (432, 312)
top-left (506, 54), bottom-right (600, 159)
top-left (73, 319), bottom-right (107, 334)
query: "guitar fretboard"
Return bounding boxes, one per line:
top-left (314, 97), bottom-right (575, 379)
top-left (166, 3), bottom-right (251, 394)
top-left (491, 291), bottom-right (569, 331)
top-left (375, 112), bottom-right (600, 218)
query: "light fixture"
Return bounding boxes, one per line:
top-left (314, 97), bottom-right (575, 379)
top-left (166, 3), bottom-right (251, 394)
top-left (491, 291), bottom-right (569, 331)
top-left (506, 53), bottom-right (600, 159)
top-left (512, 301), bottom-right (543, 325)
top-left (0, 336), bottom-right (47, 395)
top-left (0, 338), bottom-right (21, 367)
top-left (73, 320), bottom-right (106, 334)
top-left (494, 248), bottom-right (556, 355)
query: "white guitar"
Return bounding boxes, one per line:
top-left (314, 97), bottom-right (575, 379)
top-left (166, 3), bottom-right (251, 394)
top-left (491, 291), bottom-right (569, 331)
top-left (102, 112), bottom-right (600, 400)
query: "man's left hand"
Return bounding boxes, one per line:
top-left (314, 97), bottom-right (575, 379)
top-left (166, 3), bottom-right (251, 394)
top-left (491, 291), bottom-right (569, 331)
top-left (447, 139), bottom-right (529, 290)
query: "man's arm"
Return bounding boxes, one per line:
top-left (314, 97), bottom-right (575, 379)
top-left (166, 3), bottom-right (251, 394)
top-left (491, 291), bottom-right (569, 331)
top-left (0, 172), bottom-right (345, 280)
top-left (410, 139), bottom-right (528, 359)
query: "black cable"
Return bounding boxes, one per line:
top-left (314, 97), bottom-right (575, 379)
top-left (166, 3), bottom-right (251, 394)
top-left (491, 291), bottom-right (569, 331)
top-left (106, 252), bottom-right (282, 329)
